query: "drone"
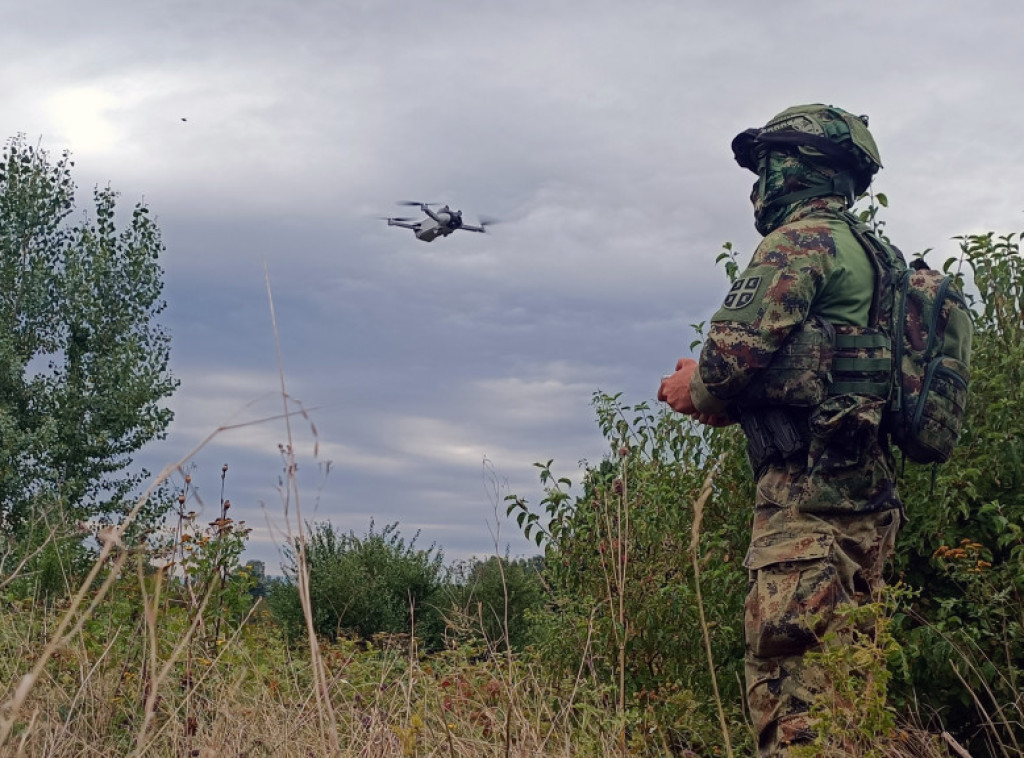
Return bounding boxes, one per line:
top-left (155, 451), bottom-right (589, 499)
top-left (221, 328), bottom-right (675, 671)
top-left (382, 202), bottom-right (494, 242)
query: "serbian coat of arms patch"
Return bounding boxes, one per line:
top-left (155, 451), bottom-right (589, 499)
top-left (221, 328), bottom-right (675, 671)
top-left (722, 276), bottom-right (762, 310)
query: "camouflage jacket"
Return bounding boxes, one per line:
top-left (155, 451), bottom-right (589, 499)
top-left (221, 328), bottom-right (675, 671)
top-left (692, 196), bottom-right (900, 513)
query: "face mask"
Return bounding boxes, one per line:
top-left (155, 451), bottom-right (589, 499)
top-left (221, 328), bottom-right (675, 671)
top-left (751, 150), bottom-right (840, 236)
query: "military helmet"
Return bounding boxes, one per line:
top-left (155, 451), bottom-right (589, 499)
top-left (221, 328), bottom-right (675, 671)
top-left (731, 104), bottom-right (882, 195)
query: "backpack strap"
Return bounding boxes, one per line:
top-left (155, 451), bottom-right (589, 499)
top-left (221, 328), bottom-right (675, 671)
top-left (836, 209), bottom-right (905, 327)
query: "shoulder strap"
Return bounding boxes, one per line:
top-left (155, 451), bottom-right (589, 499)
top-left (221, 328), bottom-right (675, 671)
top-left (834, 209), bottom-right (906, 328)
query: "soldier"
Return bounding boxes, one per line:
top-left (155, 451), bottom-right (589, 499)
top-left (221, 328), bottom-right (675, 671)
top-left (658, 104), bottom-right (903, 755)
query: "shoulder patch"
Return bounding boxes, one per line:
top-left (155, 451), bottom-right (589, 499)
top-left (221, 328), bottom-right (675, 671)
top-left (711, 264), bottom-right (775, 324)
top-left (722, 275), bottom-right (763, 310)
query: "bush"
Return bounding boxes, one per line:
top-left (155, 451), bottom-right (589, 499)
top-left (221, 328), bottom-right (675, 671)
top-left (268, 521), bottom-right (448, 648)
top-left (447, 555), bottom-right (545, 653)
top-left (891, 228), bottom-right (1024, 753)
top-left (508, 392), bottom-right (753, 754)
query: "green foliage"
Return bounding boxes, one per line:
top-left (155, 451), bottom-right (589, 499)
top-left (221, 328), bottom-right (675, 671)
top-left (892, 226), bottom-right (1024, 752)
top-left (506, 211), bottom-right (1024, 754)
top-left (447, 555), bottom-right (545, 652)
top-left (509, 392), bottom-right (754, 754)
top-left (794, 584), bottom-right (912, 757)
top-left (268, 521), bottom-right (448, 648)
top-left (0, 134), bottom-right (177, 541)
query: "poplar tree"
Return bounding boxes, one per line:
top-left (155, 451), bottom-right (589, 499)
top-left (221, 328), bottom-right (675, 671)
top-left (0, 135), bottom-right (178, 533)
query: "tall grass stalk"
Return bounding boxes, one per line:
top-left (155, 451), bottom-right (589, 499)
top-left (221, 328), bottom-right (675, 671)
top-left (265, 264), bottom-right (339, 753)
top-left (690, 455), bottom-right (734, 758)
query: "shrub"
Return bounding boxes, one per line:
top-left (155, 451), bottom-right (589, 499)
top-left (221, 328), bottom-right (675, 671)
top-left (508, 392), bottom-right (753, 754)
top-left (268, 521), bottom-right (448, 648)
top-left (891, 228), bottom-right (1024, 753)
top-left (447, 555), bottom-right (545, 653)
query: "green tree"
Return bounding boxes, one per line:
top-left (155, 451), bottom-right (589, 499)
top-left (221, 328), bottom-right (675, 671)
top-left (0, 135), bottom-right (177, 535)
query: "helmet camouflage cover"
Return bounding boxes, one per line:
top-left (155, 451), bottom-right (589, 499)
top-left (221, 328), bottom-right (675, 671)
top-left (732, 104), bottom-right (882, 195)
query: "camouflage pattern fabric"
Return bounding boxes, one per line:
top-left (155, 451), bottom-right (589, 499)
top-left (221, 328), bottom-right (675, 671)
top-left (753, 149), bottom-right (841, 236)
top-left (691, 164), bottom-right (902, 753)
top-left (887, 265), bottom-right (973, 463)
top-left (744, 494), bottom-right (900, 755)
top-left (691, 193), bottom-right (899, 514)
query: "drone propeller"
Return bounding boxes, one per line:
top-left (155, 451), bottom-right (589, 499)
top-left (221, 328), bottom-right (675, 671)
top-left (397, 200), bottom-right (437, 207)
top-left (379, 216), bottom-right (416, 222)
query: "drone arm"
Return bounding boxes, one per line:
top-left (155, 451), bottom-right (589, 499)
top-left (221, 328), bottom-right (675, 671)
top-left (458, 224), bottom-right (487, 233)
top-left (388, 219), bottom-right (419, 229)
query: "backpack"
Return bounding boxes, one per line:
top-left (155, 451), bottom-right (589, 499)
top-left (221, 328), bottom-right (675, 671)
top-left (837, 211), bottom-right (974, 464)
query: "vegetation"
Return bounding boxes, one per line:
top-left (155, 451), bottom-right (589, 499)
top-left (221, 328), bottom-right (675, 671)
top-left (446, 554), bottom-right (545, 654)
top-left (267, 520), bottom-right (448, 648)
top-left (0, 144), bottom-right (1021, 755)
top-left (0, 134), bottom-right (177, 598)
top-left (890, 228), bottom-right (1024, 756)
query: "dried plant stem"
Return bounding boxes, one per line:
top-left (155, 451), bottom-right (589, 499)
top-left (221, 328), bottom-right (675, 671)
top-left (541, 606), bottom-right (597, 749)
top-left (132, 586), bottom-right (212, 755)
top-left (0, 537), bottom-right (127, 747)
top-left (596, 456), bottom-right (630, 756)
top-left (0, 264), bottom-right (328, 752)
top-left (136, 599), bottom-right (261, 753)
top-left (15, 708), bottom-right (37, 758)
top-left (690, 454), bottom-right (733, 758)
top-left (616, 458), bottom-right (629, 756)
top-left (0, 529), bottom-right (54, 592)
top-left (264, 263), bottom-right (339, 753)
top-left (942, 731), bottom-right (975, 758)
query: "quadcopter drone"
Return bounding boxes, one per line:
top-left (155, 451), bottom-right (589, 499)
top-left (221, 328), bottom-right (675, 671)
top-left (382, 201), bottom-right (494, 242)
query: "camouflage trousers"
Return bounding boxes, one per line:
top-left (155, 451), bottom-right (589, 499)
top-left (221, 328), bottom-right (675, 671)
top-left (743, 467), bottom-right (901, 757)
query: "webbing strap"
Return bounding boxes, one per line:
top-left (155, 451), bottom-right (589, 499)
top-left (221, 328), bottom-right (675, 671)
top-left (835, 332), bottom-right (889, 349)
top-left (830, 380), bottom-right (890, 396)
top-left (827, 210), bottom-right (901, 401)
top-left (833, 357), bottom-right (891, 372)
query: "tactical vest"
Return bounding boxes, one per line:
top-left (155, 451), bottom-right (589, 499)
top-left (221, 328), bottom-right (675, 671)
top-left (745, 210), bottom-right (972, 469)
top-left (827, 211), bottom-right (895, 402)
top-left (737, 212), bottom-right (878, 412)
top-left (738, 214), bottom-right (881, 473)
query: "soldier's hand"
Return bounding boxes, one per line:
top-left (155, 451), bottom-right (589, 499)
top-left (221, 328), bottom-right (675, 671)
top-left (658, 358), bottom-right (699, 415)
top-left (693, 411), bottom-right (736, 427)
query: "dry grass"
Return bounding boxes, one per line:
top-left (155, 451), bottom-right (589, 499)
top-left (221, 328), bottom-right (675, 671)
top-left (0, 496), bottom-right (1010, 758)
top-left (0, 598), bottom-right (630, 757)
top-left (0, 278), bottom-right (625, 757)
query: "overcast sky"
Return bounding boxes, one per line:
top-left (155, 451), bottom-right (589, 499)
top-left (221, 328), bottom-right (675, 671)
top-left (3, 0), bottom-right (1022, 569)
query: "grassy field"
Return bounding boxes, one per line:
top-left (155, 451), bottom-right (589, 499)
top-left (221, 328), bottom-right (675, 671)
top-left (0, 527), bottom-right (993, 758)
